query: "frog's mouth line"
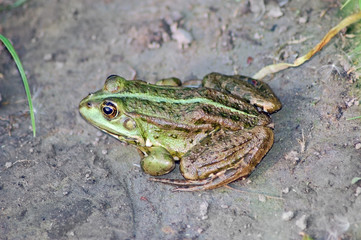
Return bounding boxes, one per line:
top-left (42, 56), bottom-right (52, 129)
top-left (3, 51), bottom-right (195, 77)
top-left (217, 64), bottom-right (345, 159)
top-left (80, 113), bottom-right (140, 143)
top-left (96, 126), bottom-right (143, 145)
top-left (98, 127), bottom-right (139, 143)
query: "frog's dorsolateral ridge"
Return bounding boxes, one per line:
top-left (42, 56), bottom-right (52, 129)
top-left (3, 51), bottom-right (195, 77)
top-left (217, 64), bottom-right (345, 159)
top-left (79, 72), bottom-right (281, 191)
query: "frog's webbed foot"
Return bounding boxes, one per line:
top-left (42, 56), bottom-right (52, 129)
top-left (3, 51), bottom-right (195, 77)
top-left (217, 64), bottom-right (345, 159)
top-left (150, 126), bottom-right (274, 192)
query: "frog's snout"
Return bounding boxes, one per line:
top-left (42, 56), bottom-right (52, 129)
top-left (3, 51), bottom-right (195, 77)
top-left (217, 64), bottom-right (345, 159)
top-left (79, 93), bottom-right (93, 107)
top-left (79, 93), bottom-right (95, 117)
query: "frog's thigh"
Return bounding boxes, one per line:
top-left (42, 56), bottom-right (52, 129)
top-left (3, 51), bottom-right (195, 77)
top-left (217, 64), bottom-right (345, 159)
top-left (179, 126), bottom-right (274, 189)
top-left (203, 72), bottom-right (281, 112)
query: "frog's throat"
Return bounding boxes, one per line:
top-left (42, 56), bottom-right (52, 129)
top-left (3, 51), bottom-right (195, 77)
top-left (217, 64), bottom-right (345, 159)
top-left (92, 92), bottom-right (258, 118)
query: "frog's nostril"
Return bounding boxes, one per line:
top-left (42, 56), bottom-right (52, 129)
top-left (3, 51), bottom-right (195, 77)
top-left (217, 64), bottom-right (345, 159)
top-left (87, 102), bottom-right (93, 108)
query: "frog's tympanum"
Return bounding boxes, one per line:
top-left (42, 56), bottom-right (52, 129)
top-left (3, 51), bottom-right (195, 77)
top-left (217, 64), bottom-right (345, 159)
top-left (79, 73), bottom-right (281, 191)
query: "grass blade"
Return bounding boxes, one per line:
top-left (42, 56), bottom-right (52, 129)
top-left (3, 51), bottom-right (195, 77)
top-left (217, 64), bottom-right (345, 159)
top-left (346, 115), bottom-right (361, 120)
top-left (0, 34), bottom-right (36, 137)
top-left (12, 0), bottom-right (28, 8)
top-left (0, 0), bottom-right (27, 11)
top-left (341, 0), bottom-right (354, 10)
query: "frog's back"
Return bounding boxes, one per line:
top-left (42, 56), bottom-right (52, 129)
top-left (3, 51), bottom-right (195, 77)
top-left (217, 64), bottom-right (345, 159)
top-left (116, 79), bottom-right (270, 131)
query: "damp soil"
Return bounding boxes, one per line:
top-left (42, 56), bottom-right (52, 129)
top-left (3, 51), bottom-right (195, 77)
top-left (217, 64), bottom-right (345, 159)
top-left (0, 1), bottom-right (361, 239)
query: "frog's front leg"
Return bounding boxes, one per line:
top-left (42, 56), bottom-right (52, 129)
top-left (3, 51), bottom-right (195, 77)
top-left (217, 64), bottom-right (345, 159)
top-left (140, 146), bottom-right (175, 176)
top-left (150, 126), bottom-right (273, 191)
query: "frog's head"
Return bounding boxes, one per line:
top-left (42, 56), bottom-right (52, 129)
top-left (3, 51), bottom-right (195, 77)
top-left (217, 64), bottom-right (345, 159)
top-left (79, 75), bottom-right (145, 145)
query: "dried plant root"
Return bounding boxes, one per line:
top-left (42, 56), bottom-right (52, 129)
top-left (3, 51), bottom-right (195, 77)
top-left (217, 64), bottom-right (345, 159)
top-left (252, 11), bottom-right (361, 80)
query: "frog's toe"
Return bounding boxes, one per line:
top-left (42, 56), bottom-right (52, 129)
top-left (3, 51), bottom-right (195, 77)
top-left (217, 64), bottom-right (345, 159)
top-left (172, 170), bottom-right (237, 191)
top-left (153, 168), bottom-right (247, 192)
top-left (148, 177), bottom-right (211, 186)
top-left (149, 170), bottom-right (234, 191)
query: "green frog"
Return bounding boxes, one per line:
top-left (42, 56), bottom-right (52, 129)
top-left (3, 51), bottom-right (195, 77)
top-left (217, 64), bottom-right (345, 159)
top-left (79, 72), bottom-right (281, 191)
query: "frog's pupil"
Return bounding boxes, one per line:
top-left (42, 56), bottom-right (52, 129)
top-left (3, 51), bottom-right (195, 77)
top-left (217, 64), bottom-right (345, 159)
top-left (103, 106), bottom-right (113, 115)
top-left (101, 101), bottom-right (118, 118)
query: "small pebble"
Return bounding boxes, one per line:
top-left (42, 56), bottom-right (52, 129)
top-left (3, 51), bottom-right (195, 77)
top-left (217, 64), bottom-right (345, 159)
top-left (253, 32), bottom-right (262, 40)
top-left (171, 24), bottom-right (193, 48)
top-left (5, 162), bottom-right (12, 168)
top-left (43, 53), bottom-right (52, 61)
top-left (355, 143), bottom-right (361, 150)
top-left (355, 187), bottom-right (361, 197)
top-left (299, 16), bottom-right (308, 24)
top-left (244, 223), bottom-right (251, 229)
top-left (102, 149), bottom-right (108, 155)
top-left (161, 225), bottom-right (175, 234)
top-left (296, 215), bottom-right (308, 230)
top-left (258, 194), bottom-right (266, 202)
top-left (199, 201), bottom-right (209, 220)
top-left (282, 187), bottom-right (290, 194)
top-left (282, 211), bottom-right (295, 221)
top-left (266, 2), bottom-right (283, 18)
top-left (55, 62), bottom-right (64, 69)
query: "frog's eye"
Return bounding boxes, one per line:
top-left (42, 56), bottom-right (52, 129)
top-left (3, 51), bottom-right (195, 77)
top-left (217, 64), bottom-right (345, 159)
top-left (101, 101), bottom-right (118, 119)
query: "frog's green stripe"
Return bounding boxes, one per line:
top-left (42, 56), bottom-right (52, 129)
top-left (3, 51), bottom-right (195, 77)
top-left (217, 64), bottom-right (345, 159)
top-left (94, 92), bottom-right (258, 118)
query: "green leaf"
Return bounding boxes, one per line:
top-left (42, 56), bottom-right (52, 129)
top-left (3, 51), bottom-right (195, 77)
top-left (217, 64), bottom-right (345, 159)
top-left (0, 34), bottom-right (36, 137)
top-left (351, 177), bottom-right (361, 184)
top-left (302, 233), bottom-right (314, 240)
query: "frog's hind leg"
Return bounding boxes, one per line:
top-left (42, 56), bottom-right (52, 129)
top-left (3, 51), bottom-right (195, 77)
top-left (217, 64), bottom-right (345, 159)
top-left (203, 72), bottom-right (282, 113)
top-left (150, 126), bottom-right (274, 191)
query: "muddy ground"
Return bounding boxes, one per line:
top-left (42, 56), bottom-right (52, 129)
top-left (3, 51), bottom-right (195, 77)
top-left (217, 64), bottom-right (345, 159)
top-left (0, 0), bottom-right (361, 239)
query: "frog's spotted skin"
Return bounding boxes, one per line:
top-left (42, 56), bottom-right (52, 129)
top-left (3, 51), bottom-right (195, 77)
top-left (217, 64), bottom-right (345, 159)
top-left (79, 72), bottom-right (281, 191)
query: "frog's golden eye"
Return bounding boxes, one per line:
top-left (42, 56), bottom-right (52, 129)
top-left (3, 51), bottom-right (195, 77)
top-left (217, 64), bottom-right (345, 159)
top-left (101, 101), bottom-right (118, 119)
